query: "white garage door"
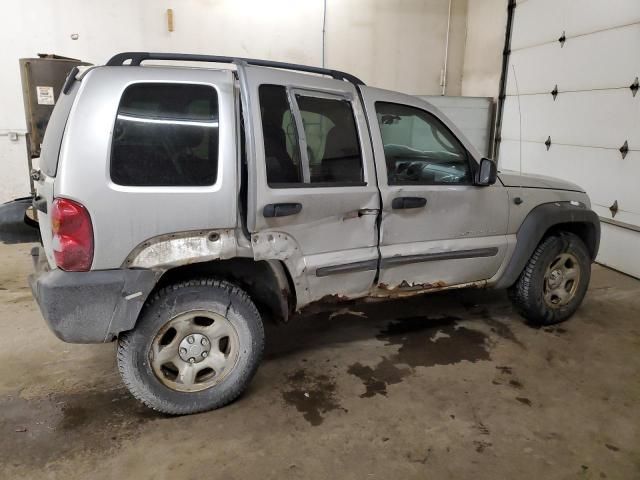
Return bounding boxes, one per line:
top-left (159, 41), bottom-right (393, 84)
top-left (498, 0), bottom-right (640, 278)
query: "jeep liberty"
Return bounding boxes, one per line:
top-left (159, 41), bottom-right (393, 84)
top-left (9, 52), bottom-right (600, 414)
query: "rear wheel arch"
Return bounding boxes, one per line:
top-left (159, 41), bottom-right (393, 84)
top-left (153, 257), bottom-right (295, 323)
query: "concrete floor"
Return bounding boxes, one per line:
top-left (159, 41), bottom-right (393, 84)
top-left (0, 243), bottom-right (639, 479)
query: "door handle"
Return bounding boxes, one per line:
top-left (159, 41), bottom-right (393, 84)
top-left (391, 196), bottom-right (427, 209)
top-left (263, 202), bottom-right (302, 218)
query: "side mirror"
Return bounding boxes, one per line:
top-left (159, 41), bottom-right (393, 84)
top-left (477, 158), bottom-right (497, 186)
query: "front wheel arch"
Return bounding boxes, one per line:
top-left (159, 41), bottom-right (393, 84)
top-left (494, 202), bottom-right (600, 290)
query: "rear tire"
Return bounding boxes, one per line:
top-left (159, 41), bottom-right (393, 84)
top-left (117, 278), bottom-right (264, 415)
top-left (508, 232), bottom-right (591, 326)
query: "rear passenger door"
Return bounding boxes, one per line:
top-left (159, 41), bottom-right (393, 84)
top-left (243, 67), bottom-right (380, 306)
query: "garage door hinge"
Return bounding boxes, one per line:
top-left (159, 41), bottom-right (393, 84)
top-left (609, 200), bottom-right (619, 218)
top-left (545, 136), bottom-right (552, 150)
top-left (619, 140), bottom-right (629, 159)
top-left (551, 85), bottom-right (558, 100)
top-left (558, 31), bottom-right (566, 47)
top-left (631, 77), bottom-right (639, 97)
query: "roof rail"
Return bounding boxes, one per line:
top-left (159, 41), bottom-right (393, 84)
top-left (105, 52), bottom-right (365, 85)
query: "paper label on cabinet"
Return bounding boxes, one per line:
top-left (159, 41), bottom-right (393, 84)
top-left (36, 86), bottom-right (55, 105)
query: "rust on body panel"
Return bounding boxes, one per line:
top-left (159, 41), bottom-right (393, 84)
top-left (123, 229), bottom-right (238, 269)
top-left (371, 279), bottom-right (486, 298)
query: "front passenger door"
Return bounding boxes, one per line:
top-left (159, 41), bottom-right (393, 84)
top-left (360, 86), bottom-right (509, 292)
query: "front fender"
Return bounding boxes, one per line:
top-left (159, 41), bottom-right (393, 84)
top-left (494, 202), bottom-right (600, 289)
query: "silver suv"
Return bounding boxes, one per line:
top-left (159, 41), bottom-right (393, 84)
top-left (20, 52), bottom-right (600, 414)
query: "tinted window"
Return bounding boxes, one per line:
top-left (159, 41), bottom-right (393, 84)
top-left (295, 94), bottom-right (363, 184)
top-left (259, 85), bottom-right (303, 185)
top-left (375, 102), bottom-right (470, 185)
top-left (111, 83), bottom-right (218, 186)
top-left (258, 85), bottom-right (363, 187)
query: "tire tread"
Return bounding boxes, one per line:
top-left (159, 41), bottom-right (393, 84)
top-left (508, 232), bottom-right (590, 326)
top-left (117, 278), bottom-right (264, 415)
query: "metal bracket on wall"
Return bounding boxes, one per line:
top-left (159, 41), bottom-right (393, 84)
top-left (558, 31), bottom-right (566, 47)
top-left (631, 77), bottom-right (639, 97)
top-left (619, 140), bottom-right (629, 159)
top-left (545, 136), bottom-right (552, 150)
top-left (551, 85), bottom-right (558, 100)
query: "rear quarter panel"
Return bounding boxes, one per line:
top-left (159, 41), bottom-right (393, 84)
top-left (55, 67), bottom-right (237, 269)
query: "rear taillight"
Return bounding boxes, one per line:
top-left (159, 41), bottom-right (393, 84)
top-left (51, 198), bottom-right (94, 272)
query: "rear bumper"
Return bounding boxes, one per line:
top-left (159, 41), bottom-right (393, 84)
top-left (29, 246), bottom-right (157, 343)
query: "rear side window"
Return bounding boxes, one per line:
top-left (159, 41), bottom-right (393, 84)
top-left (111, 83), bottom-right (219, 186)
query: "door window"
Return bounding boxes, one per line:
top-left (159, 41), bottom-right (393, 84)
top-left (259, 85), bottom-right (303, 185)
top-left (258, 85), bottom-right (364, 187)
top-left (375, 102), bottom-right (471, 185)
top-left (111, 83), bottom-right (219, 187)
top-left (295, 94), bottom-right (363, 184)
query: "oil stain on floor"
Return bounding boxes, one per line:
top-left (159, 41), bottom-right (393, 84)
top-left (348, 358), bottom-right (409, 398)
top-left (281, 369), bottom-right (345, 426)
top-left (283, 315), bottom-right (494, 424)
top-left (349, 315), bottom-right (491, 399)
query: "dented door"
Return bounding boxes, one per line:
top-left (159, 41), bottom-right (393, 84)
top-left (244, 66), bottom-right (380, 307)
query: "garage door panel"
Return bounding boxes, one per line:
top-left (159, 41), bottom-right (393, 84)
top-left (499, 141), bottom-right (640, 218)
top-left (501, 91), bottom-right (639, 149)
top-left (563, 0), bottom-right (640, 38)
top-left (511, 0), bottom-right (565, 50)
top-left (596, 222), bottom-right (640, 278)
top-left (512, 0), bottom-right (640, 51)
top-left (592, 204), bottom-right (640, 229)
top-left (506, 23), bottom-right (640, 95)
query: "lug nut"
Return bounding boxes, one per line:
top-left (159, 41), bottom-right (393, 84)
top-left (202, 351), bottom-right (208, 358)
top-left (187, 336), bottom-right (195, 344)
top-left (180, 348), bottom-right (187, 355)
top-left (189, 357), bottom-right (195, 363)
top-left (201, 338), bottom-right (208, 346)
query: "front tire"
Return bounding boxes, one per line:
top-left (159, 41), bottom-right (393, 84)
top-left (117, 278), bottom-right (264, 415)
top-left (508, 233), bottom-right (591, 326)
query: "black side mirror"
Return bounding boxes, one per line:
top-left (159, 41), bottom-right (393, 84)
top-left (477, 158), bottom-right (497, 186)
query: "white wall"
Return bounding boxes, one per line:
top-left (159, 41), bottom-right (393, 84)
top-left (326, 0), bottom-right (468, 96)
top-left (461, 0), bottom-right (507, 98)
top-left (0, 0), bottom-right (468, 202)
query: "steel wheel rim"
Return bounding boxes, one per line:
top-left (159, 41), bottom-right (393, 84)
top-left (149, 309), bottom-right (240, 393)
top-left (543, 252), bottom-right (581, 308)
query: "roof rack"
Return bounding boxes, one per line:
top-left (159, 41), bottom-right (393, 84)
top-left (106, 52), bottom-right (365, 85)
